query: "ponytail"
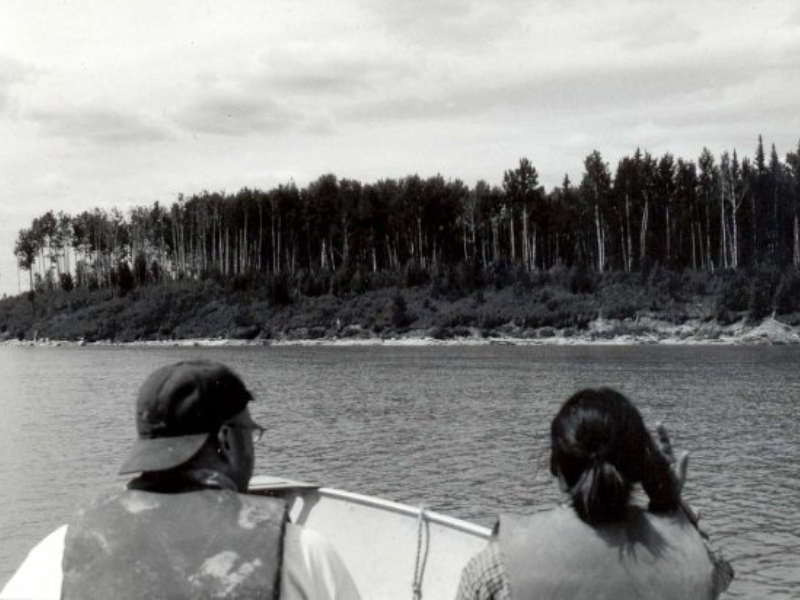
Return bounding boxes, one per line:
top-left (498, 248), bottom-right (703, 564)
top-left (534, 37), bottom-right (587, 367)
top-left (569, 458), bottom-right (631, 524)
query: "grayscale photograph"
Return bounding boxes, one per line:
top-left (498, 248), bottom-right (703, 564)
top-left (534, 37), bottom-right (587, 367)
top-left (1, 1), bottom-right (798, 598)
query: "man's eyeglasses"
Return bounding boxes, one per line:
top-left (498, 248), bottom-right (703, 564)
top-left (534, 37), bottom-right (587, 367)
top-left (228, 423), bottom-right (266, 443)
top-left (249, 425), bottom-right (265, 443)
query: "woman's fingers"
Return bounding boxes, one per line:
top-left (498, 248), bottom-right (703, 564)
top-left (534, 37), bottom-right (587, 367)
top-left (656, 422), bottom-right (690, 492)
top-left (676, 450), bottom-right (689, 492)
top-left (655, 422), bottom-right (675, 464)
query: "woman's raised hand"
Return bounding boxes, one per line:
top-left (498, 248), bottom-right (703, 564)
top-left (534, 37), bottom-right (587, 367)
top-left (655, 422), bottom-right (705, 535)
top-left (655, 422), bottom-right (689, 494)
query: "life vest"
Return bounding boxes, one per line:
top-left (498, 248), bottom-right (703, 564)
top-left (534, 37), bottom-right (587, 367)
top-left (61, 489), bottom-right (286, 600)
top-left (500, 506), bottom-right (715, 600)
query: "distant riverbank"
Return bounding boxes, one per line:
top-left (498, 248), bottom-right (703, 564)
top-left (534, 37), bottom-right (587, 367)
top-left (2, 267), bottom-right (800, 347)
top-left (4, 315), bottom-right (798, 347)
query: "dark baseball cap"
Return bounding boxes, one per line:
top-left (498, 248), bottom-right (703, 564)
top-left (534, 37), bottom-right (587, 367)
top-left (119, 360), bottom-right (254, 475)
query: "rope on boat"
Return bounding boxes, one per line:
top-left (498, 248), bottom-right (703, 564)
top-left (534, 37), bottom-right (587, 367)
top-left (412, 505), bottom-right (429, 600)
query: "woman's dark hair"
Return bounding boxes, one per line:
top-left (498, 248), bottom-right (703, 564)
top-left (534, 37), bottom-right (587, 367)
top-left (550, 388), bottom-right (680, 524)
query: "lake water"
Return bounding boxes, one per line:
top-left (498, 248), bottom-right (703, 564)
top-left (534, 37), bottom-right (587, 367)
top-left (1, 344), bottom-right (798, 598)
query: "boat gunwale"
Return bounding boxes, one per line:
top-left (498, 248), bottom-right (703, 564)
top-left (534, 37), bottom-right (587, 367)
top-left (248, 476), bottom-right (492, 539)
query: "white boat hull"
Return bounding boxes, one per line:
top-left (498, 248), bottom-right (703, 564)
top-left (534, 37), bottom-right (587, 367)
top-left (250, 476), bottom-right (491, 599)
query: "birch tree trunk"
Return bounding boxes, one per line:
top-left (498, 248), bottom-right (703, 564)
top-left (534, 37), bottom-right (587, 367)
top-left (522, 207), bottom-right (530, 270)
top-left (258, 205), bottom-right (263, 273)
top-left (594, 203), bottom-right (604, 272)
top-left (720, 185), bottom-right (728, 268)
top-left (509, 211), bottom-right (516, 262)
top-left (417, 216), bottom-right (424, 268)
top-left (625, 193), bottom-right (633, 271)
top-left (665, 207), bottom-right (671, 266)
top-left (706, 204), bottom-right (713, 272)
top-left (492, 217), bottom-right (499, 263)
top-left (620, 220), bottom-right (629, 272)
top-left (639, 198), bottom-right (649, 265)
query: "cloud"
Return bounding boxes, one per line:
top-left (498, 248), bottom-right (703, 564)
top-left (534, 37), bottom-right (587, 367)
top-left (605, 7), bottom-right (699, 50)
top-left (355, 0), bottom-right (533, 48)
top-left (175, 88), bottom-right (307, 136)
top-left (344, 51), bottom-right (757, 128)
top-left (175, 40), bottom-right (416, 136)
top-left (27, 105), bottom-right (173, 144)
top-left (0, 55), bottom-right (37, 112)
top-left (252, 42), bottom-right (415, 95)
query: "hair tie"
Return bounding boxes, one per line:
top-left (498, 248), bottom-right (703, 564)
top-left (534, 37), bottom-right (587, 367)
top-left (590, 449), bottom-right (607, 463)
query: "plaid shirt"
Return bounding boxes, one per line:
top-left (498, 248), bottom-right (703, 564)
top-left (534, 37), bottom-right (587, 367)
top-left (455, 542), bottom-right (511, 600)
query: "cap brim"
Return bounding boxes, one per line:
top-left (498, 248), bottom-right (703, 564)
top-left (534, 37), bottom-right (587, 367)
top-left (118, 433), bottom-right (211, 475)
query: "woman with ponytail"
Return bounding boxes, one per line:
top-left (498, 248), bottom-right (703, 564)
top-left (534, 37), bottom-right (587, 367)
top-left (456, 388), bottom-right (733, 600)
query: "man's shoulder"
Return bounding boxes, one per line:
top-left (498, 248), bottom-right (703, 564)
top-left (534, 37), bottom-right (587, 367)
top-left (284, 523), bottom-right (334, 555)
top-left (73, 488), bottom-right (286, 530)
top-left (0, 526), bottom-right (67, 600)
top-left (282, 523), bottom-right (362, 600)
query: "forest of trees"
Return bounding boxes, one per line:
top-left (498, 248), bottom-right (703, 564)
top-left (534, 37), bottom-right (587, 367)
top-left (13, 136), bottom-right (800, 299)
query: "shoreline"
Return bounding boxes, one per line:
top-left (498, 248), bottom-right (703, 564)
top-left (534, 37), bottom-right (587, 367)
top-left (4, 316), bottom-right (799, 348)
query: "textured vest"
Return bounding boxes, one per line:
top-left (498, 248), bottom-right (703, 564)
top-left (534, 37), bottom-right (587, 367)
top-left (500, 506), bottom-right (714, 600)
top-left (61, 489), bottom-right (286, 600)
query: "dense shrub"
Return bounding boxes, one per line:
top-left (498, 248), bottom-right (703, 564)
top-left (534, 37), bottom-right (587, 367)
top-left (391, 293), bottom-right (413, 329)
top-left (477, 312), bottom-right (509, 329)
top-left (680, 269), bottom-right (710, 295)
top-left (774, 269), bottom-right (800, 314)
top-left (442, 311), bottom-right (476, 327)
top-left (3, 261), bottom-right (800, 343)
top-left (297, 269), bottom-right (331, 297)
top-left (429, 326), bottom-right (453, 340)
top-left (598, 280), bottom-right (643, 320)
top-left (487, 259), bottom-right (512, 290)
top-left (431, 261), bottom-right (485, 300)
top-left (747, 267), bottom-right (780, 322)
top-left (349, 268), bottom-right (372, 295)
top-left (404, 264), bottom-right (430, 288)
top-left (232, 273), bottom-right (258, 292)
top-left (116, 262), bottom-right (136, 297)
top-left (523, 305), bottom-right (557, 328)
top-left (568, 264), bottom-right (598, 295)
top-left (59, 273), bottom-right (74, 293)
top-left (134, 253), bottom-right (148, 286)
top-left (646, 266), bottom-right (682, 300)
top-left (231, 325), bottom-right (261, 340)
top-left (266, 273), bottom-right (291, 306)
top-left (234, 304), bottom-right (257, 327)
top-left (715, 270), bottom-right (749, 314)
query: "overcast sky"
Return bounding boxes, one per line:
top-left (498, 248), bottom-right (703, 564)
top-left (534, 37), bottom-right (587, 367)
top-left (1, 0), bottom-right (799, 296)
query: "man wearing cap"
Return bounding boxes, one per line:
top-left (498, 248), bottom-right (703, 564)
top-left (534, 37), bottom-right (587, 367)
top-left (59, 360), bottom-right (360, 599)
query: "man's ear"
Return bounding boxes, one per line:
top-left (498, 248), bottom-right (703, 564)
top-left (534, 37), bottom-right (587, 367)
top-left (217, 425), bottom-right (233, 453)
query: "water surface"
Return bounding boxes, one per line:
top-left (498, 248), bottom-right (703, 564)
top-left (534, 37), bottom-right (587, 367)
top-left (1, 344), bottom-right (797, 598)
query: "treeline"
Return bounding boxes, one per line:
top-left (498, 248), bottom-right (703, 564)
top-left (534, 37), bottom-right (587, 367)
top-left (13, 136), bottom-right (800, 298)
